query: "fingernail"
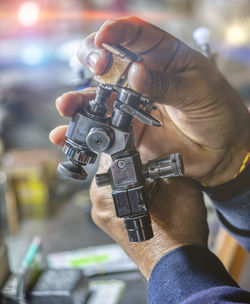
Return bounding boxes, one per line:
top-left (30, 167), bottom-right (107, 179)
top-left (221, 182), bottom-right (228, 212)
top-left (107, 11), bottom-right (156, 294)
top-left (49, 129), bottom-right (56, 143)
top-left (55, 96), bottom-right (64, 116)
top-left (56, 96), bottom-right (63, 106)
top-left (88, 52), bottom-right (101, 71)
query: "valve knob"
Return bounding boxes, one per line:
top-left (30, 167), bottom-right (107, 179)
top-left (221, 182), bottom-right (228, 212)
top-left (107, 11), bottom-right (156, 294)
top-left (86, 127), bottom-right (113, 153)
top-left (124, 214), bottom-right (153, 242)
top-left (143, 153), bottom-right (184, 179)
top-left (63, 141), bottom-right (97, 164)
top-left (57, 161), bottom-right (88, 181)
top-left (95, 173), bottom-right (111, 187)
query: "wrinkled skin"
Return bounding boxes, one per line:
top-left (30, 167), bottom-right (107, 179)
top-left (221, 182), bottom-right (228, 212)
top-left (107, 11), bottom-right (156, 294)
top-left (50, 16), bottom-right (250, 186)
top-left (89, 154), bottom-right (208, 279)
top-left (49, 17), bottom-right (250, 279)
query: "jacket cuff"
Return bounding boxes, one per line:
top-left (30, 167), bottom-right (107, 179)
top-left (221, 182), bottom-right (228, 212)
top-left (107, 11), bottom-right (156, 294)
top-left (201, 164), bottom-right (250, 202)
top-left (147, 245), bottom-right (238, 304)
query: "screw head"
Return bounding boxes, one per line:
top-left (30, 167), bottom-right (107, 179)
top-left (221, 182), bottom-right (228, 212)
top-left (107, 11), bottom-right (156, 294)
top-left (117, 160), bottom-right (126, 169)
top-left (86, 127), bottom-right (112, 153)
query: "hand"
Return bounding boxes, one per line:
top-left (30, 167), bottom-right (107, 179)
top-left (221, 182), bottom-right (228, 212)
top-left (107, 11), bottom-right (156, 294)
top-left (49, 87), bottom-right (208, 281)
top-left (75, 16), bottom-right (250, 186)
top-left (89, 154), bottom-right (208, 280)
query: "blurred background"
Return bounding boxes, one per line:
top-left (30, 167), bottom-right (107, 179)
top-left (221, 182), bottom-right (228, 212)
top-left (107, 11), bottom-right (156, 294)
top-left (0, 0), bottom-right (250, 303)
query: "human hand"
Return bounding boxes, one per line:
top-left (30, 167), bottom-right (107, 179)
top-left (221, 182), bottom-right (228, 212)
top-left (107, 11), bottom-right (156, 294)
top-left (49, 88), bottom-right (208, 281)
top-left (48, 18), bottom-right (212, 279)
top-left (73, 16), bottom-right (250, 186)
top-left (88, 154), bottom-right (208, 280)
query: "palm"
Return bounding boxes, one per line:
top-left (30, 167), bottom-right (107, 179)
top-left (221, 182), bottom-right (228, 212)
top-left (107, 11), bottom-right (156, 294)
top-left (90, 154), bottom-right (208, 254)
top-left (134, 66), bottom-right (248, 182)
top-left (88, 17), bottom-right (249, 183)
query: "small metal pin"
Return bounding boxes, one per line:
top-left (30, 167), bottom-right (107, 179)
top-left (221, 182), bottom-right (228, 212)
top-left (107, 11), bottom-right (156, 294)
top-left (102, 43), bottom-right (142, 62)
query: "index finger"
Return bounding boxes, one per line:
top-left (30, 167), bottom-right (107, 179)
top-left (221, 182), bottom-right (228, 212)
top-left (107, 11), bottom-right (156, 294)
top-left (94, 16), bottom-right (166, 54)
top-left (93, 16), bottom-right (190, 73)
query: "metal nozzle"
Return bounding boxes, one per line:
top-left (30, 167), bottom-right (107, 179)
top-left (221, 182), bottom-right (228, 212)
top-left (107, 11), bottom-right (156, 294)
top-left (57, 161), bottom-right (88, 181)
top-left (95, 173), bottom-right (111, 187)
top-left (144, 153), bottom-right (184, 179)
top-left (124, 214), bottom-right (153, 242)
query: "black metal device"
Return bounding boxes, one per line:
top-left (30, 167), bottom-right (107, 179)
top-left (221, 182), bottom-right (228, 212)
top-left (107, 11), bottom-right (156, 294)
top-left (28, 269), bottom-right (89, 304)
top-left (57, 44), bottom-right (184, 242)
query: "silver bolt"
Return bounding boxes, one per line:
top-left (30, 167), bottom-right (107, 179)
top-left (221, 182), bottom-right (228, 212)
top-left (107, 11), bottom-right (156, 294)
top-left (117, 160), bottom-right (126, 169)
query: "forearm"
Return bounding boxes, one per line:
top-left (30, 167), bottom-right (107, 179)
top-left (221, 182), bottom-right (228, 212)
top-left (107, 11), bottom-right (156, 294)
top-left (148, 245), bottom-right (250, 304)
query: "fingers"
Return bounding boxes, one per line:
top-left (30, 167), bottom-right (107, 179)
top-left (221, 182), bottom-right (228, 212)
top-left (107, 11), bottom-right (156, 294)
top-left (77, 16), bottom-right (204, 104)
top-left (127, 61), bottom-right (172, 103)
top-left (77, 33), bottom-right (112, 75)
top-left (78, 17), bottom-right (188, 76)
top-left (55, 88), bottom-right (96, 117)
top-left (93, 16), bottom-right (194, 73)
top-left (127, 62), bottom-right (167, 101)
top-left (52, 87), bottom-right (117, 148)
top-left (127, 61), bottom-right (206, 108)
top-left (94, 17), bottom-right (165, 53)
top-left (49, 125), bottom-right (67, 146)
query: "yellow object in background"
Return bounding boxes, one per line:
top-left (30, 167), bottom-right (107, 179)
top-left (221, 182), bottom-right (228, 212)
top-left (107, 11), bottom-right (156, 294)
top-left (14, 169), bottom-right (49, 218)
top-left (2, 149), bottom-right (59, 221)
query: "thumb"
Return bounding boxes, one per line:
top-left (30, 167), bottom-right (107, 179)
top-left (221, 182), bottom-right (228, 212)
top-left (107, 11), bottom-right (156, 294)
top-left (128, 62), bottom-right (170, 104)
top-left (128, 62), bottom-right (199, 109)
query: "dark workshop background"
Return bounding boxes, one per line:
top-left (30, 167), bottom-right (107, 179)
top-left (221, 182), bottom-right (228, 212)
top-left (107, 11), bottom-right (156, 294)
top-left (0, 0), bottom-right (250, 302)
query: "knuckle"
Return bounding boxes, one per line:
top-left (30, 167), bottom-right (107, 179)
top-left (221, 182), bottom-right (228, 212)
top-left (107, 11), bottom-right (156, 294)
top-left (126, 16), bottom-right (142, 24)
top-left (101, 18), bottom-right (119, 30)
top-left (98, 19), bottom-right (118, 38)
top-left (77, 33), bottom-right (96, 64)
top-left (150, 71), bottom-right (168, 100)
top-left (90, 206), bottom-right (111, 228)
top-left (90, 207), bottom-right (99, 225)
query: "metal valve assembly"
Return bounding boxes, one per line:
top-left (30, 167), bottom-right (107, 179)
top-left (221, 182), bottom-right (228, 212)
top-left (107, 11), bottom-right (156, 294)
top-left (57, 44), bottom-right (184, 242)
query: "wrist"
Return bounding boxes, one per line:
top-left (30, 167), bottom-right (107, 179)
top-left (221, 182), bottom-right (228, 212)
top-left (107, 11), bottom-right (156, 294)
top-left (120, 228), bottom-right (207, 280)
top-left (202, 123), bottom-right (250, 187)
top-left (201, 161), bottom-right (250, 201)
top-left (122, 241), bottom-right (186, 280)
top-left (127, 241), bottom-right (184, 280)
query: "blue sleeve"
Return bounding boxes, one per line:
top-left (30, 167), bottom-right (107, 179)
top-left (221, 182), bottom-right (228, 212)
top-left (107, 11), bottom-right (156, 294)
top-left (147, 166), bottom-right (250, 303)
top-left (147, 246), bottom-right (250, 304)
top-left (202, 165), bottom-right (250, 251)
